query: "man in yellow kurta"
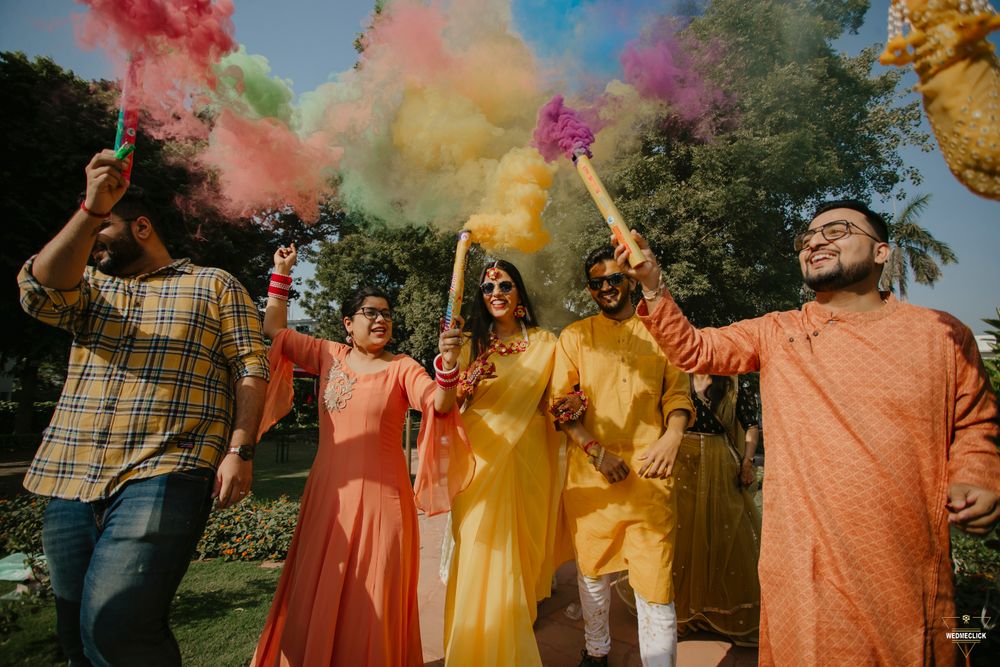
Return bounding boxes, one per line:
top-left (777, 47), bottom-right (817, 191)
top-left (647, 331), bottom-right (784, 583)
top-left (551, 246), bottom-right (693, 667)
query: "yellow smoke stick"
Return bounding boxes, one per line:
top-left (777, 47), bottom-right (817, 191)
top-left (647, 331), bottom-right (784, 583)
top-left (445, 230), bottom-right (473, 329)
top-left (573, 154), bottom-right (646, 266)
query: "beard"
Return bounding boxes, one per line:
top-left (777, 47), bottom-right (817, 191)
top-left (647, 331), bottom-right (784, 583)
top-left (94, 229), bottom-right (143, 276)
top-left (595, 289), bottom-right (632, 316)
top-left (803, 257), bottom-right (875, 292)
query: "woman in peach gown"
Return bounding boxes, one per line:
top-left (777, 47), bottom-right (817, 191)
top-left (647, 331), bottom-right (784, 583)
top-left (252, 245), bottom-right (473, 667)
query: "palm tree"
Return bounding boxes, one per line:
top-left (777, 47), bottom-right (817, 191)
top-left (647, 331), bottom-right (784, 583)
top-left (879, 194), bottom-right (958, 300)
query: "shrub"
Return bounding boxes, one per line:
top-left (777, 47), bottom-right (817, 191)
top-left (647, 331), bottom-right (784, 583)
top-left (0, 401), bottom-right (58, 435)
top-left (195, 495), bottom-right (301, 561)
top-left (0, 495), bottom-right (47, 554)
top-left (952, 529), bottom-right (1000, 666)
top-left (0, 492), bottom-right (302, 563)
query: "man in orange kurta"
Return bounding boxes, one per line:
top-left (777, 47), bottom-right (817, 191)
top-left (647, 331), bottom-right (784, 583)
top-left (616, 200), bottom-right (1000, 666)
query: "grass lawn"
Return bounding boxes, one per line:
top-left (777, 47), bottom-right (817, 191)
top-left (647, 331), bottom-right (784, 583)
top-left (0, 431), bottom-right (319, 665)
top-left (1, 560), bottom-right (282, 666)
top-left (252, 431), bottom-right (319, 500)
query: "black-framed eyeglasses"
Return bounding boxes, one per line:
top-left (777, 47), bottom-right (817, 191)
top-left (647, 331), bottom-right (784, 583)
top-left (587, 272), bottom-right (626, 291)
top-left (480, 281), bottom-right (515, 295)
top-left (794, 220), bottom-right (882, 252)
top-left (354, 307), bottom-right (393, 321)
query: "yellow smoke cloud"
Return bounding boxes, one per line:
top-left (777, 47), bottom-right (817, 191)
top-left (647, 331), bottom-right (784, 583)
top-left (465, 147), bottom-right (556, 253)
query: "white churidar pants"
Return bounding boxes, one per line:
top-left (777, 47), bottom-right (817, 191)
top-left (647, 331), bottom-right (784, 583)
top-left (577, 572), bottom-right (677, 667)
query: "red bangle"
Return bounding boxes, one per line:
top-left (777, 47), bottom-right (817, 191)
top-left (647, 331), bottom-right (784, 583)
top-left (436, 377), bottom-right (459, 390)
top-left (80, 201), bottom-right (111, 219)
top-left (582, 440), bottom-right (599, 455)
top-left (270, 272), bottom-right (292, 285)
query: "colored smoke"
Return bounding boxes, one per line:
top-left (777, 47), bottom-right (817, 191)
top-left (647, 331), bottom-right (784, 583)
top-left (620, 20), bottom-right (730, 138)
top-left (465, 147), bottom-right (556, 253)
top-left (75, 0), bottom-right (237, 137)
top-left (71, 0), bottom-right (731, 238)
top-left (201, 110), bottom-right (341, 222)
top-left (532, 95), bottom-right (596, 162)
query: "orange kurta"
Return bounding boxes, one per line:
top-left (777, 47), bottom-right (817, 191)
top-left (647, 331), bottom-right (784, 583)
top-left (638, 293), bottom-right (1000, 666)
top-left (253, 329), bottom-right (471, 667)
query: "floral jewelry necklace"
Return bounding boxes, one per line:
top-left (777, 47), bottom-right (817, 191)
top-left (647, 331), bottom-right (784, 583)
top-left (458, 321), bottom-right (529, 397)
top-left (489, 320), bottom-right (529, 356)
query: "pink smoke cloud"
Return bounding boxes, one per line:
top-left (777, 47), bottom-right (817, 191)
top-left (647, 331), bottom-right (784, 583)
top-left (201, 110), bottom-right (342, 222)
top-left (619, 21), bottom-right (731, 139)
top-left (74, 0), bottom-right (238, 138)
top-left (531, 95), bottom-right (596, 162)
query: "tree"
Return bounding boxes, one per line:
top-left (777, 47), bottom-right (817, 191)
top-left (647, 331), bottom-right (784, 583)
top-left (303, 219), bottom-right (457, 366)
top-left (537, 0), bottom-right (929, 327)
top-left (312, 0), bottom-right (930, 351)
top-left (878, 194), bottom-right (957, 300)
top-left (0, 52), bottom-right (336, 433)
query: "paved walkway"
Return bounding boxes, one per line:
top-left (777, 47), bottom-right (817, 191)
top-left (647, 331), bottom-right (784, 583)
top-left (417, 511), bottom-right (758, 667)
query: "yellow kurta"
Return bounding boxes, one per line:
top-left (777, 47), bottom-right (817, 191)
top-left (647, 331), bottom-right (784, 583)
top-left (443, 327), bottom-right (563, 667)
top-left (880, 1), bottom-right (1000, 199)
top-left (552, 313), bottom-right (693, 604)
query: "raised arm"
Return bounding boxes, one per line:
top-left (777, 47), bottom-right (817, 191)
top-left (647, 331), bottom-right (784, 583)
top-left (614, 230), bottom-right (764, 375)
top-left (263, 244), bottom-right (296, 339)
top-left (33, 150), bottom-right (131, 289)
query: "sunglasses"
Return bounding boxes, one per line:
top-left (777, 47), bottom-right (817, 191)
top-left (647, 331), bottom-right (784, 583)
top-left (354, 307), bottom-right (393, 321)
top-left (480, 281), bottom-right (515, 295)
top-left (587, 273), bottom-right (626, 291)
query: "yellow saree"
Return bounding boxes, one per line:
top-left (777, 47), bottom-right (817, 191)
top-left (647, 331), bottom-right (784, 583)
top-left (443, 327), bottom-right (563, 666)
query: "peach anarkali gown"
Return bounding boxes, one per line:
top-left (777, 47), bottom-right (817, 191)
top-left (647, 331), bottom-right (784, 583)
top-left (252, 328), bottom-right (472, 667)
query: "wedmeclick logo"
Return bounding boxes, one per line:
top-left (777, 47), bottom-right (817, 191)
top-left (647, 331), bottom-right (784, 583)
top-left (943, 614), bottom-right (991, 665)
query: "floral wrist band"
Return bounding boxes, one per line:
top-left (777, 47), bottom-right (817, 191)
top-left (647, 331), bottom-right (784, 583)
top-left (549, 390), bottom-right (589, 423)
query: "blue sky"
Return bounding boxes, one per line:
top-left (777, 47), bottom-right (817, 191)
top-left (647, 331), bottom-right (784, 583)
top-left (2, 0), bottom-right (996, 332)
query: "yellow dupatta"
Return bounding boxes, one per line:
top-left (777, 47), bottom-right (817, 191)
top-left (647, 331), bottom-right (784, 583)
top-left (444, 327), bottom-right (563, 666)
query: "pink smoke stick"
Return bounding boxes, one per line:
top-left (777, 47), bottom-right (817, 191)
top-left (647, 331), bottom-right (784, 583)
top-left (532, 95), bottom-right (645, 267)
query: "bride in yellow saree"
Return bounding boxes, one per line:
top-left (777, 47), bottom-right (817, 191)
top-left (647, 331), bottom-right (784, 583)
top-left (443, 259), bottom-right (563, 666)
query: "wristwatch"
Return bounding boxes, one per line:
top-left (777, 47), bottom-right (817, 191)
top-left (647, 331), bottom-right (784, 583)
top-left (227, 445), bottom-right (255, 461)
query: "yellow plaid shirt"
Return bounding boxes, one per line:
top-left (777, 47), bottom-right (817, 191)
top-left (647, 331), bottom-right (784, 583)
top-left (18, 257), bottom-right (269, 501)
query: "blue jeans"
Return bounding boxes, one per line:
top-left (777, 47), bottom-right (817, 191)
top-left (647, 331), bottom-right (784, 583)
top-left (42, 468), bottom-right (214, 667)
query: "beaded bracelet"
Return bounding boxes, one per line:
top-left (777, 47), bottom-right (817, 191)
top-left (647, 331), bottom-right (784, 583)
top-left (641, 277), bottom-right (665, 301)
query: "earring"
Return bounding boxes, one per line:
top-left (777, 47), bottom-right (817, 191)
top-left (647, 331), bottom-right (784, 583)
top-left (346, 334), bottom-right (354, 346)
top-left (514, 304), bottom-right (526, 318)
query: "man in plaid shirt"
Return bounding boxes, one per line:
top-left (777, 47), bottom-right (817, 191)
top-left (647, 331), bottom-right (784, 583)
top-left (18, 149), bottom-right (269, 666)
